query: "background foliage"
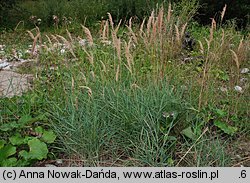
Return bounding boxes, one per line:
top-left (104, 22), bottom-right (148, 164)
top-left (0, 0), bottom-right (249, 29)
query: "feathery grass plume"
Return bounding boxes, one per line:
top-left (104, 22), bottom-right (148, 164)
top-left (27, 30), bottom-right (35, 40)
top-left (128, 17), bottom-right (133, 30)
top-left (126, 25), bottom-right (138, 44)
top-left (174, 24), bottom-right (180, 43)
top-left (46, 35), bottom-right (52, 45)
top-left (66, 29), bottom-right (73, 43)
top-left (151, 20), bottom-right (158, 44)
top-left (157, 6), bottom-right (164, 34)
top-left (147, 11), bottom-right (154, 37)
top-left (221, 4), bottom-right (227, 23)
top-left (107, 13), bottom-right (114, 31)
top-left (83, 48), bottom-right (94, 66)
top-left (209, 18), bottom-right (216, 42)
top-left (79, 86), bottom-right (92, 98)
top-left (50, 34), bottom-right (59, 44)
top-left (102, 20), bottom-right (109, 41)
top-left (139, 18), bottom-right (146, 37)
top-left (230, 49), bottom-right (240, 70)
top-left (27, 29), bottom-right (40, 56)
top-left (237, 37), bottom-right (244, 52)
top-left (115, 19), bottom-right (122, 33)
top-left (35, 26), bottom-right (42, 45)
top-left (198, 40), bottom-right (204, 54)
top-left (124, 38), bottom-right (133, 74)
top-left (56, 34), bottom-right (76, 58)
top-left (81, 25), bottom-right (93, 46)
top-left (115, 65), bottom-right (120, 82)
top-left (167, 3), bottom-right (172, 22)
top-left (180, 23), bottom-right (188, 38)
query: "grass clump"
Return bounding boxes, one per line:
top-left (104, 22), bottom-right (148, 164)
top-left (0, 0), bottom-right (249, 167)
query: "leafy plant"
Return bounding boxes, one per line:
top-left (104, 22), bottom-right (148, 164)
top-left (0, 114), bottom-right (56, 167)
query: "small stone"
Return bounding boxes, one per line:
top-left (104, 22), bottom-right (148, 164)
top-left (234, 86), bottom-right (243, 93)
top-left (241, 68), bottom-right (249, 74)
top-left (56, 159), bottom-right (63, 164)
top-left (240, 78), bottom-right (248, 83)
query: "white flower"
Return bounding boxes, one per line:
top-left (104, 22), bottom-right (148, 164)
top-left (60, 48), bottom-right (66, 54)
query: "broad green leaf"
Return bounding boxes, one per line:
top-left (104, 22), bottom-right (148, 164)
top-left (214, 120), bottom-right (237, 136)
top-left (19, 150), bottom-right (30, 160)
top-left (41, 130), bottom-right (56, 143)
top-left (181, 126), bottom-right (196, 140)
top-left (18, 115), bottom-right (33, 126)
top-left (23, 136), bottom-right (35, 144)
top-left (0, 145), bottom-right (16, 162)
top-left (215, 109), bottom-right (227, 118)
top-left (0, 140), bottom-right (6, 149)
top-left (1, 158), bottom-right (17, 167)
top-left (0, 122), bottom-right (19, 132)
top-left (9, 133), bottom-right (25, 145)
top-left (35, 126), bottom-right (44, 134)
top-left (28, 138), bottom-right (48, 160)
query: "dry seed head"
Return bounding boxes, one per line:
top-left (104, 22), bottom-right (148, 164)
top-left (124, 38), bottom-right (133, 74)
top-left (115, 65), bottom-right (120, 82)
top-left (198, 40), bottom-right (204, 54)
top-left (180, 23), bottom-right (188, 38)
top-left (128, 17), bottom-right (133, 30)
top-left (174, 25), bottom-right (180, 43)
top-left (115, 19), bottom-right (122, 33)
top-left (157, 6), bottom-right (164, 33)
top-left (107, 13), bottom-right (114, 31)
top-left (45, 35), bottom-right (52, 45)
top-left (139, 18), bottom-right (146, 36)
top-left (209, 18), bottom-right (216, 42)
top-left (221, 4), bottom-right (227, 23)
top-left (27, 30), bottom-right (35, 40)
top-left (167, 3), bottom-right (172, 22)
top-left (126, 25), bottom-right (138, 44)
top-left (66, 29), bottom-right (73, 43)
top-left (80, 86), bottom-right (92, 97)
top-left (147, 11), bottom-right (154, 37)
top-left (237, 37), bottom-right (244, 52)
top-left (230, 49), bottom-right (240, 70)
top-left (81, 25), bottom-right (93, 46)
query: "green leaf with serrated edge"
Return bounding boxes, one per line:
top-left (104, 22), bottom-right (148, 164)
top-left (0, 145), bottom-right (16, 162)
top-left (9, 133), bottom-right (25, 145)
top-left (41, 130), bottom-right (56, 143)
top-left (28, 138), bottom-right (48, 160)
top-left (0, 140), bottom-right (6, 149)
top-left (35, 126), bottom-right (44, 134)
top-left (214, 120), bottom-right (237, 136)
top-left (181, 126), bottom-right (196, 140)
